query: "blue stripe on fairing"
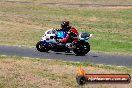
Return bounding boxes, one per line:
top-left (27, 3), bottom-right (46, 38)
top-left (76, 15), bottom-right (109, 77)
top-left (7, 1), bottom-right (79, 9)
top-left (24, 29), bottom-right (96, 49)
top-left (56, 31), bottom-right (67, 39)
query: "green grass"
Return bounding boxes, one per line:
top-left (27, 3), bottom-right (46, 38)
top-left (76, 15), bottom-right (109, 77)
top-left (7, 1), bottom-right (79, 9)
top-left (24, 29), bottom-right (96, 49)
top-left (0, 1), bottom-right (132, 54)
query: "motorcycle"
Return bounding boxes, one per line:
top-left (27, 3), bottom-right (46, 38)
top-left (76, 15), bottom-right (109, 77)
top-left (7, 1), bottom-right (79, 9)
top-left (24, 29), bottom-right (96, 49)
top-left (36, 28), bottom-right (92, 56)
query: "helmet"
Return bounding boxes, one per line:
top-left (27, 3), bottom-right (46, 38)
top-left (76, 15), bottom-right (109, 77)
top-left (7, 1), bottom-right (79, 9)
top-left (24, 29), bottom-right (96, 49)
top-left (61, 21), bottom-right (69, 29)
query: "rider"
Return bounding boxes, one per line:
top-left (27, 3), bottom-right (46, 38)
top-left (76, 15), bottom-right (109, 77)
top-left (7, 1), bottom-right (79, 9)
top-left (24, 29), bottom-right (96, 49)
top-left (60, 27), bottom-right (79, 44)
top-left (59, 21), bottom-right (79, 53)
top-left (59, 21), bottom-right (79, 44)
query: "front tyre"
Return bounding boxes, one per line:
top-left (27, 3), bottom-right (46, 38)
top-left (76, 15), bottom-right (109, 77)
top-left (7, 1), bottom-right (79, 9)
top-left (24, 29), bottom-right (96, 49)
top-left (73, 42), bottom-right (90, 56)
top-left (36, 41), bottom-right (49, 52)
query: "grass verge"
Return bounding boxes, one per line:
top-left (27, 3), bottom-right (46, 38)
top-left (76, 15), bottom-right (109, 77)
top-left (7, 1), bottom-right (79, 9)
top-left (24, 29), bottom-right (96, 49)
top-left (0, 55), bottom-right (131, 88)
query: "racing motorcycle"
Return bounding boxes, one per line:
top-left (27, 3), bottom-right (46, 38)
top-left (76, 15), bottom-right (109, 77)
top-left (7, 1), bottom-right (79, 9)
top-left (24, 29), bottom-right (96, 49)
top-left (36, 28), bottom-right (92, 56)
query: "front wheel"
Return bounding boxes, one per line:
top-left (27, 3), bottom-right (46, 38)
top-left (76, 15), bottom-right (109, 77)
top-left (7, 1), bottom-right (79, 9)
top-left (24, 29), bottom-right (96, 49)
top-left (36, 41), bottom-right (49, 52)
top-left (73, 42), bottom-right (90, 56)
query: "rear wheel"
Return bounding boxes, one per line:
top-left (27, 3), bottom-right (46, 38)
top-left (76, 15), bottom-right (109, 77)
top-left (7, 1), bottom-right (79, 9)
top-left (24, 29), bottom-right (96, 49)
top-left (73, 42), bottom-right (90, 56)
top-left (36, 41), bottom-right (49, 52)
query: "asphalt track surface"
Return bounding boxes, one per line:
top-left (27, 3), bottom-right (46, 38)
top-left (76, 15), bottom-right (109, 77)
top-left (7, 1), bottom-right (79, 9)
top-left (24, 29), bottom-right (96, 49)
top-left (0, 45), bottom-right (132, 67)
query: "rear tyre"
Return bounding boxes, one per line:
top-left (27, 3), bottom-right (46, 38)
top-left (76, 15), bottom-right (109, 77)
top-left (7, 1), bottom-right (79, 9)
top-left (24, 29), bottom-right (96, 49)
top-left (73, 42), bottom-right (90, 56)
top-left (36, 41), bottom-right (49, 52)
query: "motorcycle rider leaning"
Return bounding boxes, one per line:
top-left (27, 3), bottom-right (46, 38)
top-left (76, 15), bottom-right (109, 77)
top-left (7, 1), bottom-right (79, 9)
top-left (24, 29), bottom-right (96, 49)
top-left (60, 27), bottom-right (79, 44)
top-left (56, 21), bottom-right (79, 43)
top-left (56, 21), bottom-right (79, 53)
